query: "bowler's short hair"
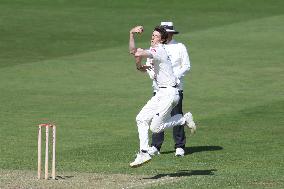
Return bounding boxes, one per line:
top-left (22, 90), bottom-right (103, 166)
top-left (153, 26), bottom-right (168, 44)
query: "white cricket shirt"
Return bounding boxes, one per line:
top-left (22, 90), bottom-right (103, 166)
top-left (146, 40), bottom-right (190, 91)
top-left (147, 44), bottom-right (178, 88)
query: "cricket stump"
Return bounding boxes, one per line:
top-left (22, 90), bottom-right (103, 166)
top-left (37, 123), bottom-right (56, 180)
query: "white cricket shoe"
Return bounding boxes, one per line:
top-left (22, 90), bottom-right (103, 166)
top-left (175, 148), bottom-right (185, 157)
top-left (184, 112), bottom-right (196, 134)
top-left (148, 146), bottom-right (160, 156)
top-left (130, 152), bottom-right (151, 168)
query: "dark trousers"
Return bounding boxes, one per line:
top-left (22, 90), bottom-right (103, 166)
top-left (151, 90), bottom-right (186, 151)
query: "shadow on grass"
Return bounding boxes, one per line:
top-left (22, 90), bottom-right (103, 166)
top-left (161, 146), bottom-right (223, 155)
top-left (143, 169), bottom-right (217, 179)
top-left (185, 146), bottom-right (223, 155)
top-left (54, 175), bottom-right (74, 180)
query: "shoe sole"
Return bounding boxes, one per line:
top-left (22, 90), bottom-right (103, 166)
top-left (184, 113), bottom-right (196, 134)
top-left (187, 122), bottom-right (196, 135)
top-left (130, 159), bottom-right (151, 168)
top-left (190, 125), bottom-right (196, 134)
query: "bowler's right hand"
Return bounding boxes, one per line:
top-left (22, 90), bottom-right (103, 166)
top-left (130, 26), bottom-right (144, 34)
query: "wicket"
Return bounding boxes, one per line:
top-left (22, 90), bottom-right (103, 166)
top-left (37, 123), bottom-right (56, 180)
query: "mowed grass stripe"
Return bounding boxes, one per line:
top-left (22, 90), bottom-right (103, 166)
top-left (1, 0), bottom-right (283, 68)
top-left (181, 14), bottom-right (284, 117)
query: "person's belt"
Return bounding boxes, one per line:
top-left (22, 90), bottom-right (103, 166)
top-left (159, 85), bottom-right (177, 88)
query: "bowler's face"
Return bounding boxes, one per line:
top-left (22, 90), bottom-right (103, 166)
top-left (150, 31), bottom-right (162, 47)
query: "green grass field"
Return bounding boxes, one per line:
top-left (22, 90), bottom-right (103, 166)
top-left (0, 0), bottom-right (283, 188)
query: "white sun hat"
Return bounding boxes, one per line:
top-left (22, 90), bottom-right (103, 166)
top-left (160, 21), bottom-right (179, 34)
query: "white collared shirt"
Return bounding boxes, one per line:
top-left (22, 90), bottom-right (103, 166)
top-left (146, 44), bottom-right (178, 88)
top-left (146, 40), bottom-right (190, 91)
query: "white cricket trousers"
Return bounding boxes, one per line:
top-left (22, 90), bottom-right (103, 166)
top-left (136, 87), bottom-right (186, 151)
